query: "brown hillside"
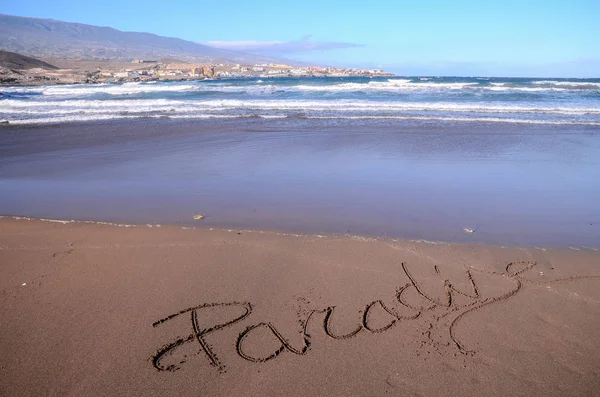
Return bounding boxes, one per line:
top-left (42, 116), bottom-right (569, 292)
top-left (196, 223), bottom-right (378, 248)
top-left (0, 50), bottom-right (58, 70)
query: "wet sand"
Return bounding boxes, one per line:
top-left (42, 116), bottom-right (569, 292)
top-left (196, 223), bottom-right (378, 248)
top-left (1, 217), bottom-right (599, 396)
top-left (1, 118), bottom-right (599, 247)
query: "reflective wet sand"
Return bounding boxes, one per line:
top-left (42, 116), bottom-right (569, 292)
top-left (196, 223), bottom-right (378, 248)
top-left (1, 118), bottom-right (599, 246)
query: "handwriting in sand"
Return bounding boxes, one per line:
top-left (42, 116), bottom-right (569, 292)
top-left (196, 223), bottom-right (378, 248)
top-left (150, 261), bottom-right (596, 373)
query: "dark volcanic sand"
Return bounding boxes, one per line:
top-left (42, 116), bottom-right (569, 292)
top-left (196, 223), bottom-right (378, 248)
top-left (1, 118), bottom-right (599, 246)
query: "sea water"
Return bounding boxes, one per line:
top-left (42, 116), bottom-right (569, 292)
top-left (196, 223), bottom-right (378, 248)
top-left (1, 77), bottom-right (599, 247)
top-left (2, 76), bottom-right (600, 126)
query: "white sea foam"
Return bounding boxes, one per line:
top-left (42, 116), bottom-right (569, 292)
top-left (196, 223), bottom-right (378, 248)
top-left (1, 98), bottom-right (183, 108)
top-left (302, 115), bottom-right (600, 125)
top-left (4, 79), bottom-right (598, 100)
top-left (2, 79), bottom-right (599, 126)
top-left (487, 86), bottom-right (558, 92)
top-left (189, 99), bottom-right (600, 115)
top-left (6, 82), bottom-right (201, 96)
top-left (3, 98), bottom-right (600, 119)
top-left (532, 80), bottom-right (600, 88)
top-left (4, 114), bottom-right (174, 124)
top-left (5, 112), bottom-right (600, 126)
top-left (533, 80), bottom-right (562, 85)
top-left (294, 80), bottom-right (479, 92)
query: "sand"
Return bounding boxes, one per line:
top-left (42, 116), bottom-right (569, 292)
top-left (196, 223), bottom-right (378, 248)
top-left (2, 120), bottom-right (599, 247)
top-left (1, 217), bottom-right (599, 396)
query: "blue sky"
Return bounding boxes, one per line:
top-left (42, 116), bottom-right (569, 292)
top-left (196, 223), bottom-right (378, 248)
top-left (3, 0), bottom-right (600, 76)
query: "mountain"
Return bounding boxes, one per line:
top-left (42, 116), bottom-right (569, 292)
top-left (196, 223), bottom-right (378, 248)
top-left (0, 50), bottom-right (58, 70)
top-left (0, 14), bottom-right (290, 64)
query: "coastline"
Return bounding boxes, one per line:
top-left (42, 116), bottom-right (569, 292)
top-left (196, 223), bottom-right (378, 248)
top-left (1, 216), bottom-right (599, 396)
top-left (1, 214), bottom-right (599, 252)
top-left (0, 74), bottom-right (395, 88)
top-left (3, 77), bottom-right (599, 394)
top-left (0, 59), bottom-right (393, 87)
top-left (2, 118), bottom-right (599, 248)
top-left (5, 214), bottom-right (598, 250)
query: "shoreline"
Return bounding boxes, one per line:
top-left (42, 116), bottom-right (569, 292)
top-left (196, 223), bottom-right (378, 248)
top-left (0, 74), bottom-right (392, 88)
top-left (4, 115), bottom-right (600, 127)
top-left (1, 73), bottom-right (597, 88)
top-left (2, 119), bottom-right (599, 248)
top-left (2, 214), bottom-right (599, 251)
top-left (0, 71), bottom-right (395, 88)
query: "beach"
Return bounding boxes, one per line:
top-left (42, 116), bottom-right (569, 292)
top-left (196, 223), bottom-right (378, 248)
top-left (1, 77), bottom-right (600, 395)
top-left (1, 117), bottom-right (599, 247)
top-left (1, 217), bottom-right (599, 396)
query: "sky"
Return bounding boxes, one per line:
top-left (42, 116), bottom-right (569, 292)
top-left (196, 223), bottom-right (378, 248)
top-left (2, 0), bottom-right (600, 76)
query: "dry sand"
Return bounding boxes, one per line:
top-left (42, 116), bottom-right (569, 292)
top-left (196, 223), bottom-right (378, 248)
top-left (1, 217), bottom-right (599, 396)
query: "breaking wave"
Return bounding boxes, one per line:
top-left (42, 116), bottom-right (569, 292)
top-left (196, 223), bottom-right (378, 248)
top-left (2, 76), bottom-right (600, 126)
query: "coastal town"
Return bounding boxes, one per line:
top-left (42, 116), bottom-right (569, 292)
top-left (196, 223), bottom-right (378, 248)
top-left (0, 53), bottom-right (393, 86)
top-left (124, 60), bottom-right (392, 80)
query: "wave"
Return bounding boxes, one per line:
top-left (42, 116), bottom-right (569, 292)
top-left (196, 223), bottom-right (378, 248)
top-left (299, 115), bottom-right (600, 125)
top-left (1, 98), bottom-right (183, 109)
top-left (2, 82), bottom-right (298, 97)
top-left (4, 82), bottom-right (201, 96)
top-left (4, 98), bottom-right (599, 116)
top-left (531, 80), bottom-right (600, 89)
top-left (533, 80), bottom-right (600, 86)
top-left (2, 78), bottom-right (599, 126)
top-left (487, 86), bottom-right (558, 92)
top-left (4, 78), bottom-right (599, 100)
top-left (5, 113), bottom-right (600, 126)
top-left (294, 80), bottom-right (480, 92)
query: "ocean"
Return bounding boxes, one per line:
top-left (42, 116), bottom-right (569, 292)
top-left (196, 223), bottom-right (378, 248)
top-left (1, 77), bottom-right (599, 247)
top-left (2, 76), bottom-right (600, 125)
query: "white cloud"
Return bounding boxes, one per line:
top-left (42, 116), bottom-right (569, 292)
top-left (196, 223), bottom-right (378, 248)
top-left (204, 36), bottom-right (363, 56)
top-left (205, 40), bottom-right (286, 51)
